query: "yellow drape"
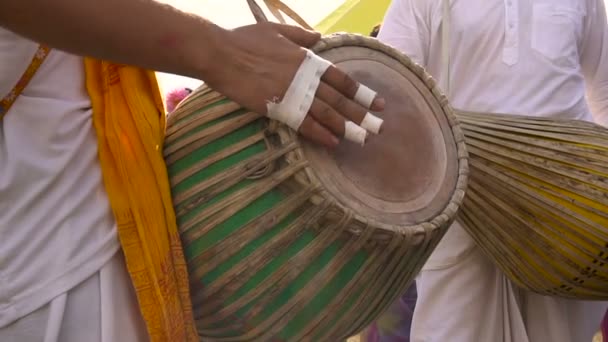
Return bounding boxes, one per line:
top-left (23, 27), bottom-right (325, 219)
top-left (85, 60), bottom-right (197, 341)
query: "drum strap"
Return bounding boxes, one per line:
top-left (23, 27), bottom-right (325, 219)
top-left (441, 0), bottom-right (451, 97)
top-left (0, 44), bottom-right (51, 120)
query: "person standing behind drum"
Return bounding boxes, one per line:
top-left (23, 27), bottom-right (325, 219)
top-left (0, 0), bottom-right (385, 341)
top-left (377, 0), bottom-right (608, 341)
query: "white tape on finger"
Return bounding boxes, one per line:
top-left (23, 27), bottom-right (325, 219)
top-left (344, 121), bottom-right (367, 146)
top-left (354, 84), bottom-right (377, 109)
top-left (360, 112), bottom-right (383, 134)
top-left (266, 50), bottom-right (332, 131)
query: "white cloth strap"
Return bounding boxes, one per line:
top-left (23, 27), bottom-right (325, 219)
top-left (266, 50), bottom-right (331, 131)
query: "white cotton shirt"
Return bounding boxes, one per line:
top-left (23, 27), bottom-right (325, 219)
top-left (378, 0), bottom-right (608, 124)
top-left (0, 29), bottom-right (120, 327)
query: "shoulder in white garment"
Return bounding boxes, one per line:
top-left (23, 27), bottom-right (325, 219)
top-left (0, 29), bottom-right (119, 328)
top-left (378, 0), bottom-right (606, 121)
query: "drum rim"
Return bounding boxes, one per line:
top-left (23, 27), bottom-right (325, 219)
top-left (305, 33), bottom-right (469, 236)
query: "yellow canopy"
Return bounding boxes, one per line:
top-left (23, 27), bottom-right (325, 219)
top-left (314, 0), bottom-right (391, 35)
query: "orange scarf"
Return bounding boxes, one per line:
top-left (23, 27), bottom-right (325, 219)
top-left (84, 60), bottom-right (197, 341)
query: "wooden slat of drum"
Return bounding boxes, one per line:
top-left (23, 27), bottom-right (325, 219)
top-left (202, 210), bottom-right (353, 327)
top-left (468, 148), bottom-right (608, 241)
top-left (467, 162), bottom-right (608, 295)
top-left (305, 230), bottom-right (412, 338)
top-left (174, 140), bottom-right (297, 211)
top-left (464, 182), bottom-right (607, 298)
top-left (196, 201), bottom-right (333, 329)
top-left (469, 149), bottom-right (608, 248)
top-left (188, 187), bottom-right (318, 304)
top-left (334, 219), bottom-right (441, 340)
top-left (464, 136), bottom-right (608, 193)
top-left (166, 98), bottom-right (240, 141)
top-left (460, 182), bottom-right (553, 292)
top-left (188, 190), bottom-right (316, 314)
top-left (327, 237), bottom-right (420, 340)
top-left (230, 216), bottom-right (377, 341)
top-left (468, 171), bottom-right (590, 284)
top-left (464, 138), bottom-right (608, 222)
top-left (289, 231), bottom-right (398, 341)
top-left (165, 111), bottom-right (262, 164)
top-left (459, 116), bottom-right (608, 147)
top-left (470, 159), bottom-right (608, 263)
top-left (170, 131), bottom-right (266, 187)
top-left (342, 224), bottom-right (431, 334)
top-left (181, 159), bottom-right (307, 243)
top-left (189, 186), bottom-right (316, 281)
top-left (464, 171), bottom-right (607, 297)
top-left (461, 118), bottom-right (600, 141)
top-left (233, 213), bottom-right (360, 339)
top-left (197, 203), bottom-right (333, 338)
top-left (264, 230), bottom-right (378, 335)
top-left (466, 145), bottom-right (608, 243)
top-left (460, 111), bottom-right (608, 137)
top-left (166, 87), bottom-right (221, 129)
top-left (462, 126), bottom-right (608, 172)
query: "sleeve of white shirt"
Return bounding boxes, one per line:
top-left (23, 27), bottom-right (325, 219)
top-left (581, 0), bottom-right (608, 126)
top-left (376, 0), bottom-right (429, 67)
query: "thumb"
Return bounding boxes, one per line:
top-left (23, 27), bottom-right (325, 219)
top-left (271, 23), bottom-right (321, 48)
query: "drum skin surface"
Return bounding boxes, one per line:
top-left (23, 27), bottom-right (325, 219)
top-left (164, 34), bottom-right (468, 341)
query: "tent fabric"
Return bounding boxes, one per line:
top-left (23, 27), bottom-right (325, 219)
top-left (314, 0), bottom-right (391, 34)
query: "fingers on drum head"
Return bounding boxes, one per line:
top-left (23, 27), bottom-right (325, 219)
top-left (320, 65), bottom-right (384, 135)
top-left (299, 115), bottom-right (340, 148)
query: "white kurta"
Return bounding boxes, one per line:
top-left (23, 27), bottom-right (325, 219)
top-left (378, 0), bottom-right (608, 341)
top-left (0, 30), bottom-right (147, 340)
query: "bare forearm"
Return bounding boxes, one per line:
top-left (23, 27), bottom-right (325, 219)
top-left (0, 0), bottom-right (227, 80)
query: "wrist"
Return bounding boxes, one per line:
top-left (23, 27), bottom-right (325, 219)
top-left (188, 22), bottom-right (232, 83)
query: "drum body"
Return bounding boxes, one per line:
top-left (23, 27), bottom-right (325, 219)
top-left (456, 111), bottom-right (608, 299)
top-left (164, 34), bottom-right (468, 341)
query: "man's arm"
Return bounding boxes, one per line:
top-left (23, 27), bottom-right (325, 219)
top-left (581, 0), bottom-right (608, 126)
top-left (0, 0), bottom-right (385, 148)
top-left (376, 0), bottom-right (429, 67)
top-left (0, 0), bottom-right (224, 81)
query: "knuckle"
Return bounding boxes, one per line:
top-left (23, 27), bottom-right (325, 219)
top-left (334, 94), bottom-right (348, 111)
top-left (318, 104), bottom-right (332, 121)
top-left (343, 74), bottom-right (358, 95)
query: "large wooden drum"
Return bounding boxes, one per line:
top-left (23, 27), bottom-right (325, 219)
top-left (164, 34), bottom-right (468, 341)
top-left (455, 110), bottom-right (608, 299)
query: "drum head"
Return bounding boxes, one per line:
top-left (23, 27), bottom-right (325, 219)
top-left (302, 41), bottom-right (459, 226)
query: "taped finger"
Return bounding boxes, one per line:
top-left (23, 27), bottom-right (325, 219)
top-left (266, 50), bottom-right (331, 131)
top-left (344, 121), bottom-right (367, 146)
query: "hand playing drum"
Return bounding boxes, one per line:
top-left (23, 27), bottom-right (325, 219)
top-left (201, 22), bottom-right (386, 148)
top-left (0, 0), bottom-right (384, 148)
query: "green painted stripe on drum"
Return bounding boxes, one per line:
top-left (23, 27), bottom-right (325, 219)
top-left (282, 252), bottom-right (367, 340)
top-left (165, 98), bottom-right (238, 146)
top-left (169, 119), bottom-right (262, 197)
top-left (203, 233), bottom-right (318, 335)
top-left (241, 243), bottom-right (338, 327)
top-left (232, 246), bottom-right (368, 339)
top-left (313, 289), bottom-right (365, 341)
top-left (198, 204), bottom-right (296, 285)
top-left (170, 128), bottom-right (271, 224)
top-left (234, 233), bottom-right (316, 312)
